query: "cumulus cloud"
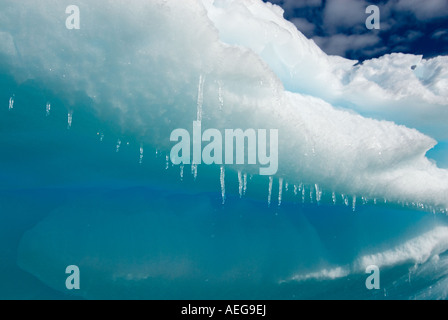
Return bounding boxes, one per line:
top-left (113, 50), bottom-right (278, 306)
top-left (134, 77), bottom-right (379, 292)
top-left (396, 0), bottom-right (448, 20)
top-left (264, 0), bottom-right (448, 60)
top-left (323, 0), bottom-right (370, 32)
top-left (432, 29), bottom-right (448, 39)
top-left (389, 30), bottom-right (424, 52)
top-left (274, 0), bottom-right (322, 11)
top-left (313, 33), bottom-right (382, 57)
top-left (290, 17), bottom-right (315, 36)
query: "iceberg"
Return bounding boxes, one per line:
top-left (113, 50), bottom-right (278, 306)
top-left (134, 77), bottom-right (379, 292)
top-left (0, 0), bottom-right (447, 299)
top-left (1, 0), bottom-right (447, 208)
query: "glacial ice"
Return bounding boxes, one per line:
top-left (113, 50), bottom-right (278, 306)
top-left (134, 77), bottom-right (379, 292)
top-left (283, 226), bottom-right (448, 283)
top-left (203, 0), bottom-right (448, 139)
top-left (1, 0), bottom-right (448, 299)
top-left (0, 0), bottom-right (447, 209)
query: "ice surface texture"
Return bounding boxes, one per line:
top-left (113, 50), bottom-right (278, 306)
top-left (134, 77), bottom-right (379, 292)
top-left (1, 0), bottom-right (447, 208)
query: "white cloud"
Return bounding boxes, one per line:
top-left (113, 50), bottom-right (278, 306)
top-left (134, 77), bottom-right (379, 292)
top-left (313, 33), bottom-right (381, 56)
top-left (323, 0), bottom-right (370, 32)
top-left (281, 0), bottom-right (322, 10)
top-left (432, 29), bottom-right (448, 39)
top-left (396, 0), bottom-right (448, 20)
top-left (390, 30), bottom-right (424, 45)
top-left (290, 17), bottom-right (315, 35)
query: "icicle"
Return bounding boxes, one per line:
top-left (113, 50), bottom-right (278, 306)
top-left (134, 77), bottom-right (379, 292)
top-left (165, 156), bottom-right (169, 170)
top-left (8, 96), bottom-right (14, 111)
top-left (191, 164), bottom-right (198, 180)
top-left (342, 194), bottom-right (349, 207)
top-left (332, 192), bottom-right (337, 205)
top-left (97, 132), bottom-right (104, 142)
top-left (220, 166), bottom-right (226, 204)
top-left (278, 178), bottom-right (283, 206)
top-left (139, 145), bottom-right (144, 164)
top-left (352, 196), bottom-right (357, 212)
top-left (218, 80), bottom-right (224, 111)
top-left (238, 170), bottom-right (243, 198)
top-left (67, 111), bottom-right (73, 129)
top-left (45, 102), bottom-right (51, 116)
top-left (315, 184), bottom-right (322, 204)
top-left (362, 196), bottom-right (367, 205)
top-left (285, 182), bottom-right (289, 192)
top-left (309, 188), bottom-right (314, 204)
top-left (373, 198), bottom-right (377, 205)
top-left (301, 186), bottom-right (306, 204)
top-left (116, 139), bottom-right (121, 153)
top-left (197, 74), bottom-right (205, 122)
top-left (180, 164), bottom-right (184, 181)
top-left (243, 173), bottom-right (248, 196)
top-left (267, 176), bottom-right (273, 207)
top-left (293, 185), bottom-right (298, 196)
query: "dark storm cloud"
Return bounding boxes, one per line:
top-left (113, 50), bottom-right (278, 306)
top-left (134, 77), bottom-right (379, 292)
top-left (264, 0), bottom-right (448, 61)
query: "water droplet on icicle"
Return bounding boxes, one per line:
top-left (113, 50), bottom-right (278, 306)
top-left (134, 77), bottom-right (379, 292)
top-left (267, 176), bottom-right (273, 207)
top-left (220, 166), bottom-right (226, 204)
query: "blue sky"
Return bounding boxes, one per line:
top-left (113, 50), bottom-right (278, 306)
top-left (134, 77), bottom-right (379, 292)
top-left (264, 0), bottom-right (448, 61)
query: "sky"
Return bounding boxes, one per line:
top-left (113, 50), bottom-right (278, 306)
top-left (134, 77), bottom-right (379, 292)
top-left (264, 0), bottom-right (448, 61)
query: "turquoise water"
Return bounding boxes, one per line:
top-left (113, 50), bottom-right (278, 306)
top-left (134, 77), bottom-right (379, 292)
top-left (1, 75), bottom-right (448, 300)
